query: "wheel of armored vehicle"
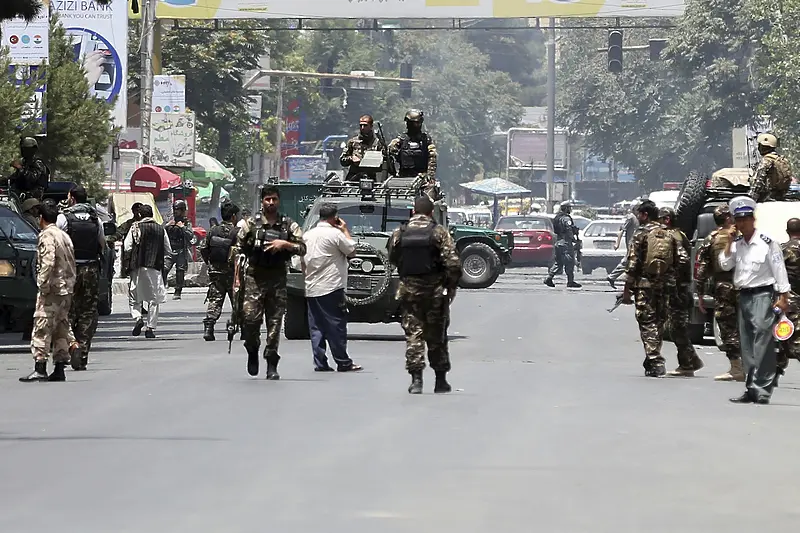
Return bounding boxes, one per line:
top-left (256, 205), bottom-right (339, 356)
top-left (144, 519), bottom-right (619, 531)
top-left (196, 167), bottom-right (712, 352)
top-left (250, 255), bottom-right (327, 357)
top-left (675, 171), bottom-right (708, 239)
top-left (458, 242), bottom-right (501, 289)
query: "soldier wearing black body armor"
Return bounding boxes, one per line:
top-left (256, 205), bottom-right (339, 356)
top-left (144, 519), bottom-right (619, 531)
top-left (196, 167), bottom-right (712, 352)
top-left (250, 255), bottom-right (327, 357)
top-left (163, 199), bottom-right (197, 300)
top-left (544, 201), bottom-right (582, 288)
top-left (388, 110), bottom-right (438, 197)
top-left (57, 184), bottom-right (106, 370)
top-left (199, 201), bottom-right (240, 341)
top-left (6, 137), bottom-right (49, 201)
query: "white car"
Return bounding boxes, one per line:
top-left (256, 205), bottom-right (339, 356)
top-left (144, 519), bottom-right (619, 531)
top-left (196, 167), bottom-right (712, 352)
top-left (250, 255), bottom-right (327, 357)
top-left (579, 218), bottom-right (626, 275)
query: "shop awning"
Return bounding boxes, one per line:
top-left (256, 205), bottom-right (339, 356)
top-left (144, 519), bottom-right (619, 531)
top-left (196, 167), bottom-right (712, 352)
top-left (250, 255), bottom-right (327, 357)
top-left (130, 165), bottom-right (182, 194)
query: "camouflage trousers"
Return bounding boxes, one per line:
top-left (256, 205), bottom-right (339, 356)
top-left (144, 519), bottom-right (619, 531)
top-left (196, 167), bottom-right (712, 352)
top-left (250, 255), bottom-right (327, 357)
top-left (778, 292), bottom-right (800, 370)
top-left (664, 283), bottom-right (700, 370)
top-left (31, 293), bottom-right (73, 363)
top-left (714, 281), bottom-right (741, 361)
top-left (205, 271), bottom-right (234, 324)
top-left (400, 290), bottom-right (451, 373)
top-left (69, 264), bottom-right (99, 357)
top-left (634, 287), bottom-right (667, 368)
top-left (241, 270), bottom-right (287, 359)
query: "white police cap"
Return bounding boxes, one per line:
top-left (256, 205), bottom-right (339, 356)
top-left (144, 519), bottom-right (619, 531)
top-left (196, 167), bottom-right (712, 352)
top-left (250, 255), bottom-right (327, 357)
top-left (729, 196), bottom-right (756, 218)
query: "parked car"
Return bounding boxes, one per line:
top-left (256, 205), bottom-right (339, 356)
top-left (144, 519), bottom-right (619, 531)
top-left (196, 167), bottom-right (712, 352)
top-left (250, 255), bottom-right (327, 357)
top-left (578, 218), bottom-right (626, 275)
top-left (494, 215), bottom-right (555, 266)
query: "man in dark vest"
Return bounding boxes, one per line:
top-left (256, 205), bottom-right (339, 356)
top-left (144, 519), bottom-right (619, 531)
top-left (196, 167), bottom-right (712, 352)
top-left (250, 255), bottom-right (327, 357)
top-left (163, 199), bottom-right (197, 300)
top-left (199, 201), bottom-right (240, 341)
top-left (125, 205), bottom-right (172, 338)
top-left (57, 184), bottom-right (105, 370)
top-left (388, 109), bottom-right (439, 198)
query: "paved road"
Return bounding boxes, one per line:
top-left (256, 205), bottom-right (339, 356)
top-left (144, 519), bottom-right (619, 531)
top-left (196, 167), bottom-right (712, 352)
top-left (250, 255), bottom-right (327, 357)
top-left (2, 267), bottom-right (800, 532)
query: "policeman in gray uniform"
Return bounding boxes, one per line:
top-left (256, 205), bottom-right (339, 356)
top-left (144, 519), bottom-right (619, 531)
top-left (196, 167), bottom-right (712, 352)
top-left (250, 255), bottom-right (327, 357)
top-left (544, 201), bottom-right (581, 288)
top-left (718, 196), bottom-right (791, 405)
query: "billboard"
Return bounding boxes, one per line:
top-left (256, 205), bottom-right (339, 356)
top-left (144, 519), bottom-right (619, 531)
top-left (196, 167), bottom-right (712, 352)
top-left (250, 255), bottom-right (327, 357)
top-left (507, 128), bottom-right (568, 170)
top-left (1, 0), bottom-right (49, 66)
top-left (134, 0), bottom-right (684, 19)
top-left (150, 112), bottom-right (196, 167)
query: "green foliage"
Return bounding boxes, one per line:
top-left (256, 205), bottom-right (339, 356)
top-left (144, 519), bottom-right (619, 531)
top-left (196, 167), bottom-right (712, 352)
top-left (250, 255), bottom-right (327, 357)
top-left (0, 53), bottom-right (39, 167)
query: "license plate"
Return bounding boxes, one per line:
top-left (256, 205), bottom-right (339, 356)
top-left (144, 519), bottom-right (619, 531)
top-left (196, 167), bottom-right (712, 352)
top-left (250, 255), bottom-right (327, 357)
top-left (595, 241), bottom-right (613, 249)
top-left (347, 277), bottom-right (371, 291)
top-left (514, 237), bottom-right (530, 244)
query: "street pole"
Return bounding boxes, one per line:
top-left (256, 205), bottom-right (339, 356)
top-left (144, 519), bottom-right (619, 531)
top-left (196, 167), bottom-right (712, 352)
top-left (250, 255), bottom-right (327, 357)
top-left (545, 17), bottom-right (556, 213)
top-left (140, 0), bottom-right (156, 164)
top-left (274, 76), bottom-right (285, 180)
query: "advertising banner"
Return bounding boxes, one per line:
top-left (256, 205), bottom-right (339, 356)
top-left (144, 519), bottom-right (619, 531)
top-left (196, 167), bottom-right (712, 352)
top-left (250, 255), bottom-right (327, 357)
top-left (54, 0), bottom-right (129, 128)
top-left (150, 112), bottom-right (196, 167)
top-left (136, 0), bottom-right (684, 19)
top-left (507, 128), bottom-right (568, 170)
top-left (1, 0), bottom-right (50, 65)
top-left (152, 74), bottom-right (186, 112)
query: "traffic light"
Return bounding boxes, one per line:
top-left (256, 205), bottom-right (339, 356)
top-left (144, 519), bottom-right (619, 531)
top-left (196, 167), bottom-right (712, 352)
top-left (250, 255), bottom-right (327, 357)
top-left (608, 30), bottom-right (623, 73)
top-left (131, 0), bottom-right (139, 13)
top-left (400, 63), bottom-right (412, 99)
top-left (649, 39), bottom-right (667, 61)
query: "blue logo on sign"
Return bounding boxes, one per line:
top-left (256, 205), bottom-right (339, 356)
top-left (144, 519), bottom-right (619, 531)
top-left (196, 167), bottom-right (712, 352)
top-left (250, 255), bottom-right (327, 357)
top-left (21, 35), bottom-right (31, 44)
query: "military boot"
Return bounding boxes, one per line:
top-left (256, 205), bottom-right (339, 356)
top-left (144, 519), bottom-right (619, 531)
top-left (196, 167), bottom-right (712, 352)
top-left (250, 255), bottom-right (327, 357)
top-left (48, 362), bottom-right (67, 382)
top-left (246, 344), bottom-right (260, 377)
top-left (567, 280), bottom-right (582, 288)
top-left (266, 354), bottom-right (281, 381)
top-left (543, 278), bottom-right (555, 288)
top-left (408, 371), bottom-right (423, 394)
top-left (203, 320), bottom-right (215, 341)
top-left (20, 361), bottom-right (48, 382)
top-left (434, 371), bottom-right (452, 394)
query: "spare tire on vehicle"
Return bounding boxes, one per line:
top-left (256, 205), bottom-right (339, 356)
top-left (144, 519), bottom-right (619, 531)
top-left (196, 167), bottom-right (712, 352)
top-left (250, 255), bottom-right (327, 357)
top-left (675, 171), bottom-right (708, 239)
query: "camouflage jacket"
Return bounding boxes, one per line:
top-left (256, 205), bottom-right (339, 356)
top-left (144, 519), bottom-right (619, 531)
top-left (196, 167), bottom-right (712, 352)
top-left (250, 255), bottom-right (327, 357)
top-left (340, 134), bottom-right (385, 168)
top-left (667, 227), bottom-right (692, 285)
top-left (388, 132), bottom-right (437, 180)
top-left (625, 221), bottom-right (689, 289)
top-left (782, 238), bottom-right (800, 294)
top-left (36, 223), bottom-right (76, 296)
top-left (695, 228), bottom-right (735, 293)
top-left (750, 151), bottom-right (792, 202)
top-left (234, 212), bottom-right (306, 276)
top-left (387, 214), bottom-right (461, 296)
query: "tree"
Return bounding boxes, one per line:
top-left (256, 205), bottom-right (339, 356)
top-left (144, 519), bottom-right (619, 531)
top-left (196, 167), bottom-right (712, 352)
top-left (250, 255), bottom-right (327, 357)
top-left (0, 52), bottom-right (38, 166)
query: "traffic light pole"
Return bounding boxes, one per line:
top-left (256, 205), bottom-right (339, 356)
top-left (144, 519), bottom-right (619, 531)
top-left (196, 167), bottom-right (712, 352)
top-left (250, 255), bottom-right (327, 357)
top-left (545, 17), bottom-right (556, 214)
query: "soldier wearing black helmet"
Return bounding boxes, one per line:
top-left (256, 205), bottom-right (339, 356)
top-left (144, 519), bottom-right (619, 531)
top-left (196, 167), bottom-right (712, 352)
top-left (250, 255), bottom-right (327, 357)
top-left (7, 137), bottom-right (49, 201)
top-left (163, 199), bottom-right (197, 300)
top-left (388, 109), bottom-right (438, 198)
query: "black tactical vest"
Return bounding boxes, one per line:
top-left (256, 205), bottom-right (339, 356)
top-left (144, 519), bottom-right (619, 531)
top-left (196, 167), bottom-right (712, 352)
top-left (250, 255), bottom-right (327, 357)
top-left (398, 133), bottom-right (429, 175)
top-left (248, 215), bottom-right (293, 268)
top-left (64, 204), bottom-right (101, 263)
top-left (132, 221), bottom-right (165, 272)
top-left (208, 223), bottom-right (238, 266)
top-left (398, 221), bottom-right (439, 277)
top-left (166, 219), bottom-right (189, 250)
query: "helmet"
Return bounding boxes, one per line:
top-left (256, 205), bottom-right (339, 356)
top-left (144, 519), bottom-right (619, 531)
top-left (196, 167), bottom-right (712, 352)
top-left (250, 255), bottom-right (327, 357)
top-left (173, 199), bottom-right (187, 210)
top-left (658, 207), bottom-right (675, 220)
top-left (21, 198), bottom-right (40, 213)
top-left (20, 137), bottom-right (38, 150)
top-left (757, 133), bottom-right (778, 148)
top-left (404, 109), bottom-right (424, 124)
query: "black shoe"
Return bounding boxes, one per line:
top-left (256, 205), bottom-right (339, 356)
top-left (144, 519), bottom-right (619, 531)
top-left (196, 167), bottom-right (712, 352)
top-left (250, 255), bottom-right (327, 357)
top-left (338, 364), bottom-right (363, 372)
top-left (266, 355), bottom-right (280, 380)
top-left (314, 366), bottom-right (335, 372)
top-left (729, 393), bottom-right (754, 404)
top-left (173, 292), bottom-right (182, 300)
top-left (645, 364), bottom-right (666, 378)
top-left (408, 371), bottom-right (423, 394)
top-left (544, 278), bottom-right (555, 287)
top-left (20, 361), bottom-right (48, 383)
top-left (203, 321), bottom-right (215, 342)
top-left (145, 329), bottom-right (156, 339)
top-left (78, 355), bottom-right (88, 371)
top-left (246, 346), bottom-right (259, 377)
top-left (434, 371), bottom-right (452, 393)
top-left (132, 319), bottom-right (144, 337)
top-left (756, 398), bottom-right (770, 405)
top-left (70, 343), bottom-right (82, 371)
top-left (567, 281), bottom-right (582, 288)
top-left (607, 278), bottom-right (616, 289)
top-left (48, 362), bottom-right (66, 382)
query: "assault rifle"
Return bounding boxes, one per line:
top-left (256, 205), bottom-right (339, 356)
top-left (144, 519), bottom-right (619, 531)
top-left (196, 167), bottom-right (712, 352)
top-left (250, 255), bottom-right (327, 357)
top-left (375, 121), bottom-right (397, 178)
top-left (607, 292), bottom-right (625, 313)
top-left (227, 255), bottom-right (247, 353)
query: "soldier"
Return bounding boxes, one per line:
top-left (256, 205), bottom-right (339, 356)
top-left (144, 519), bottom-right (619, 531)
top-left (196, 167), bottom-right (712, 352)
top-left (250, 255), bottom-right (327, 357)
top-left (658, 207), bottom-right (704, 376)
top-left (695, 205), bottom-right (744, 381)
top-left (8, 137), bottom-right (49, 201)
top-left (20, 199), bottom-right (77, 382)
top-left (234, 185), bottom-right (306, 379)
top-left (622, 200), bottom-right (691, 377)
top-left (57, 184), bottom-right (106, 371)
top-left (340, 114), bottom-right (385, 181)
top-left (20, 197), bottom-right (40, 229)
top-left (607, 200), bottom-right (641, 289)
top-left (110, 202), bottom-right (143, 246)
top-left (388, 109), bottom-right (438, 198)
top-left (750, 133), bottom-right (792, 202)
top-left (778, 218), bottom-right (800, 369)
top-left (200, 201), bottom-right (240, 341)
top-left (544, 201), bottom-right (581, 288)
top-left (388, 195), bottom-right (462, 394)
top-left (163, 199), bottom-right (197, 300)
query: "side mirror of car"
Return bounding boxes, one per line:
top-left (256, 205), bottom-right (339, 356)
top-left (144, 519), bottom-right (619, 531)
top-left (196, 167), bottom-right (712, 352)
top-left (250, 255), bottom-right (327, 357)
top-left (103, 221), bottom-right (117, 237)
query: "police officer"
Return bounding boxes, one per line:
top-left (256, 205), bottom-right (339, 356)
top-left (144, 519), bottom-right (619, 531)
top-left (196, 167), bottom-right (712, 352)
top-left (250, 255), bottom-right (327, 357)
top-left (388, 196), bottom-right (462, 394)
top-left (163, 199), bottom-right (197, 300)
top-left (750, 133), bottom-right (792, 202)
top-left (544, 201), bottom-right (581, 288)
top-left (340, 114), bottom-right (385, 181)
top-left (658, 207), bottom-right (704, 377)
top-left (233, 186), bottom-right (306, 379)
top-left (199, 201), bottom-right (240, 341)
top-left (388, 110), bottom-right (438, 197)
top-left (56, 184), bottom-right (105, 371)
top-left (8, 137), bottom-right (49, 201)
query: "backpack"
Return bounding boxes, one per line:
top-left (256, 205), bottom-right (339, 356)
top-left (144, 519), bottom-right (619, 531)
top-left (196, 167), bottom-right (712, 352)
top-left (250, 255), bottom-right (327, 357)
top-left (764, 153), bottom-right (792, 193)
top-left (644, 226), bottom-right (675, 277)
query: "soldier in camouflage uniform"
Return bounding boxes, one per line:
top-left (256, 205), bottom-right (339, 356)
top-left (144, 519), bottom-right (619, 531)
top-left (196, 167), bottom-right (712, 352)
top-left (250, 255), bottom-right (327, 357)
top-left (695, 205), bottom-right (744, 381)
top-left (750, 133), bottom-right (792, 202)
top-left (8, 137), bottom-right (49, 201)
top-left (622, 200), bottom-right (691, 377)
top-left (233, 186), bottom-right (305, 379)
top-left (658, 207), bottom-right (704, 377)
top-left (21, 199), bottom-right (77, 382)
top-left (388, 109), bottom-right (438, 198)
top-left (778, 218), bottom-right (800, 369)
top-left (340, 114), bottom-right (386, 181)
top-left (388, 196), bottom-right (462, 394)
top-left (200, 201), bottom-right (240, 341)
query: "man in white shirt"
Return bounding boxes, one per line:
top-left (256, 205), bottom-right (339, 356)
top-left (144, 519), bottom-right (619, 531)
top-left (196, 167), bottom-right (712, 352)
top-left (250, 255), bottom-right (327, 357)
top-left (302, 204), bottom-right (363, 372)
top-left (718, 196), bottom-right (791, 404)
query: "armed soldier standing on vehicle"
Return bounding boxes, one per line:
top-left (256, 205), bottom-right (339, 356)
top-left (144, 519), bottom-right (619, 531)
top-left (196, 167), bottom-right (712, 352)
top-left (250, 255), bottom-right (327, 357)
top-left (622, 200), bottom-right (690, 377)
top-left (200, 201), bottom-right (240, 341)
top-left (6, 137), bottom-right (49, 201)
top-left (388, 109), bottom-right (438, 198)
top-left (658, 207), bottom-right (704, 377)
top-left (57, 185), bottom-right (106, 371)
top-left (163, 199), bottom-right (197, 300)
top-left (340, 115), bottom-right (385, 181)
top-left (750, 133), bottom-right (792, 202)
top-left (21, 199), bottom-right (76, 383)
top-left (544, 201), bottom-right (581, 289)
top-left (234, 185), bottom-right (306, 379)
top-left (388, 196), bottom-right (461, 394)
top-left (778, 218), bottom-right (800, 369)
